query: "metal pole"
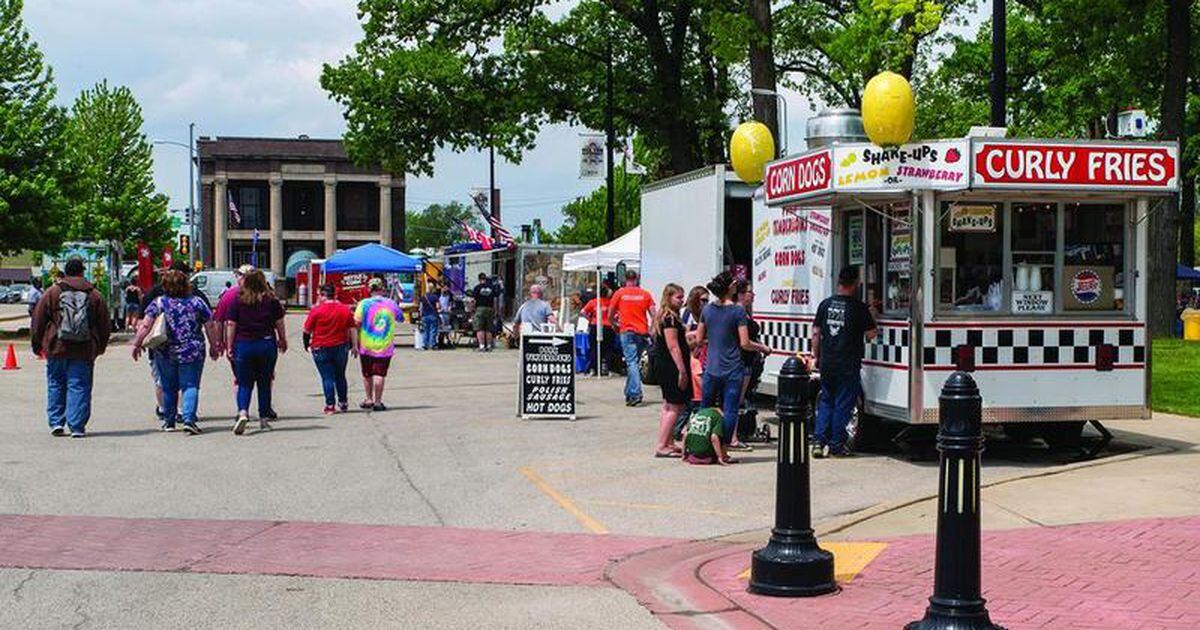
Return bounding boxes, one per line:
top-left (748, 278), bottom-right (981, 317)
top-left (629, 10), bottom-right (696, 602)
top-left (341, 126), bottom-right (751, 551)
top-left (604, 39), bottom-right (616, 244)
top-left (188, 122), bottom-right (196, 268)
top-left (749, 357), bottom-right (836, 597)
top-left (906, 372), bottom-right (1003, 630)
top-left (596, 268), bottom-right (603, 378)
top-left (990, 0), bottom-right (1007, 127)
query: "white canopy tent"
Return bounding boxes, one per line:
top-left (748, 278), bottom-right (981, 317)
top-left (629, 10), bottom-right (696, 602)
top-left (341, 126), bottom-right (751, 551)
top-left (560, 227), bottom-right (641, 377)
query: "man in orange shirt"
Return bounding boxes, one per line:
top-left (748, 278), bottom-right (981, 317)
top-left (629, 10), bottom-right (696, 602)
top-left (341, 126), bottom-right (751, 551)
top-left (610, 270), bottom-right (656, 406)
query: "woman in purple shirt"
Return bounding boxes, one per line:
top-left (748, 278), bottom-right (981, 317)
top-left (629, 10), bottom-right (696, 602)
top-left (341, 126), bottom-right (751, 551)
top-left (223, 270), bottom-right (288, 435)
top-left (132, 271), bottom-right (220, 434)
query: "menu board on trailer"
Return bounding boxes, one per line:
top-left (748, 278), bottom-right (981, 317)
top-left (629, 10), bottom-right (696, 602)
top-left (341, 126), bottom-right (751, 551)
top-left (752, 202), bottom-right (833, 321)
top-left (519, 333), bottom-right (576, 419)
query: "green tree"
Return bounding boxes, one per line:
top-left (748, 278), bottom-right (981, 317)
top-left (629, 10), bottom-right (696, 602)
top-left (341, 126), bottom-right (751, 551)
top-left (321, 0), bottom-right (743, 179)
top-left (406, 201), bottom-right (485, 249)
top-left (0, 0), bottom-right (71, 254)
top-left (553, 167), bottom-right (644, 246)
top-left (63, 80), bottom-right (172, 253)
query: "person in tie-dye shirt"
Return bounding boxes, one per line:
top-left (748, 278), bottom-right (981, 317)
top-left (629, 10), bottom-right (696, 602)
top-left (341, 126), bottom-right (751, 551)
top-left (353, 278), bottom-right (402, 411)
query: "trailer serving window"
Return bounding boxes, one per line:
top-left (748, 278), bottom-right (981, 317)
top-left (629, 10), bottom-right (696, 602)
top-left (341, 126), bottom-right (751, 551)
top-left (936, 201), bottom-right (1131, 316)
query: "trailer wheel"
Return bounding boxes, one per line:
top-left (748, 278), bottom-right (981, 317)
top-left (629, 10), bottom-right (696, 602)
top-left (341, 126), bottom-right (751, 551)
top-left (1040, 422), bottom-right (1086, 450)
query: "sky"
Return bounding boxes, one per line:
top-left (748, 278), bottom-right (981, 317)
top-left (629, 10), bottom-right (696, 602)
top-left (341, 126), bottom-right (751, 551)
top-left (22, 1), bottom-right (980, 235)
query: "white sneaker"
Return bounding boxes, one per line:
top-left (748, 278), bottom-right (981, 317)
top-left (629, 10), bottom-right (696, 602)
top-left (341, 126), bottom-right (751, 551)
top-left (232, 415), bottom-right (249, 435)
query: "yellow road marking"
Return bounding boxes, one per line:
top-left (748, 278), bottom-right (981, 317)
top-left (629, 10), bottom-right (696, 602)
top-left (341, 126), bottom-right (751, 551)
top-left (518, 466), bottom-right (609, 535)
top-left (737, 542), bottom-right (888, 584)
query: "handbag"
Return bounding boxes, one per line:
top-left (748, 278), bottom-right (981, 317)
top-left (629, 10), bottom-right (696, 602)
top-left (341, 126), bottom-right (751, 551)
top-left (143, 297), bottom-right (170, 350)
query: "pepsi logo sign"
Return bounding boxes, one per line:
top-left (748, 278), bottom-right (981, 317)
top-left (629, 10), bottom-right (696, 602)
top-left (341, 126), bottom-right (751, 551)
top-left (1071, 269), bottom-right (1102, 304)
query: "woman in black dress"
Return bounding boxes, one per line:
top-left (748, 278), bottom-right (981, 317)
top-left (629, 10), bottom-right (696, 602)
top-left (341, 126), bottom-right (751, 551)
top-left (651, 283), bottom-right (690, 457)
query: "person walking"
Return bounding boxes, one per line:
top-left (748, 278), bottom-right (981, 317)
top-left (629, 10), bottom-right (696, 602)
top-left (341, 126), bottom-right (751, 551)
top-left (354, 278), bottom-right (402, 411)
top-left (694, 272), bottom-right (770, 452)
top-left (223, 269), bottom-right (287, 434)
top-left (25, 277), bottom-right (43, 318)
top-left (437, 285), bottom-right (453, 349)
top-left (30, 258), bottom-right (111, 438)
top-left (810, 267), bottom-right (877, 458)
top-left (610, 270), bottom-right (656, 406)
top-left (303, 284), bottom-right (356, 415)
top-left (418, 284), bottom-right (441, 350)
top-left (123, 282), bottom-right (142, 331)
top-left (140, 260), bottom-right (212, 425)
top-left (471, 273), bottom-right (499, 351)
top-left (131, 270), bottom-right (219, 434)
top-left (650, 283), bottom-right (690, 457)
top-left (513, 284), bottom-right (557, 338)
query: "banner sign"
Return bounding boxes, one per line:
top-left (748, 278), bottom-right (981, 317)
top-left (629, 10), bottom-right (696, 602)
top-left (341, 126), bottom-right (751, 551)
top-left (753, 205), bottom-right (832, 315)
top-left (949, 204), bottom-right (997, 232)
top-left (519, 333), bottom-right (576, 419)
top-left (973, 141), bottom-right (1179, 191)
top-left (136, 242), bottom-right (153, 293)
top-left (764, 149), bottom-right (833, 205)
top-left (847, 215), bottom-right (864, 265)
top-left (832, 140), bottom-right (969, 192)
top-left (579, 134), bottom-right (605, 180)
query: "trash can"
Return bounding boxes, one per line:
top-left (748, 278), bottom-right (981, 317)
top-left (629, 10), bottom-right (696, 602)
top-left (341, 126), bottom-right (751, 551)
top-left (1183, 309), bottom-right (1200, 341)
top-left (574, 331), bottom-right (593, 373)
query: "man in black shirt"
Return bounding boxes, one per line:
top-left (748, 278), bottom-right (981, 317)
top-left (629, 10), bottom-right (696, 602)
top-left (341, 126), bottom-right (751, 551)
top-left (810, 266), bottom-right (877, 457)
top-left (471, 273), bottom-right (499, 352)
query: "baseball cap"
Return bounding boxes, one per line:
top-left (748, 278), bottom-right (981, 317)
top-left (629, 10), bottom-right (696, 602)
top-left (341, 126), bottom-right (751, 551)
top-left (368, 277), bottom-right (385, 291)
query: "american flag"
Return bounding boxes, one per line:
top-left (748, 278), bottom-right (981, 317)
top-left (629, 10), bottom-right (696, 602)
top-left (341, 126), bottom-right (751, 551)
top-left (469, 189), bottom-right (514, 247)
top-left (458, 220), bottom-right (494, 250)
top-left (227, 191), bottom-right (241, 227)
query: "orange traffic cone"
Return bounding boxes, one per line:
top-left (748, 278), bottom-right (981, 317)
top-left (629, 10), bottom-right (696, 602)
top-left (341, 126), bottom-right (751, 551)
top-left (2, 344), bottom-right (18, 370)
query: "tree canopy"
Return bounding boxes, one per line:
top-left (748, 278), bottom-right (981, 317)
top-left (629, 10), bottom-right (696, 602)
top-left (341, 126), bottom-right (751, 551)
top-left (63, 80), bottom-right (172, 253)
top-left (0, 0), bottom-right (71, 254)
top-left (406, 201), bottom-right (485, 249)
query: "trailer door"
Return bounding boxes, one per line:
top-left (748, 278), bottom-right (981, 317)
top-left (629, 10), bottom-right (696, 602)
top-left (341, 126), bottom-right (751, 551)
top-left (640, 166), bottom-right (725, 299)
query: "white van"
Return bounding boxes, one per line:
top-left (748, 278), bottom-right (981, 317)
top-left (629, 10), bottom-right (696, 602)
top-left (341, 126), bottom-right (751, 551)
top-left (191, 269), bottom-right (277, 306)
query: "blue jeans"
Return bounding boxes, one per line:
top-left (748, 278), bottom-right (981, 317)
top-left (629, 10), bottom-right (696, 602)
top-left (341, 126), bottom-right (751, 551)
top-left (312, 343), bottom-right (349, 407)
top-left (620, 332), bottom-right (649, 401)
top-left (156, 357), bottom-right (204, 427)
top-left (421, 314), bottom-right (439, 349)
top-left (815, 369), bottom-right (862, 452)
top-left (233, 339), bottom-right (278, 416)
top-left (46, 358), bottom-right (94, 433)
top-left (702, 368), bottom-right (745, 443)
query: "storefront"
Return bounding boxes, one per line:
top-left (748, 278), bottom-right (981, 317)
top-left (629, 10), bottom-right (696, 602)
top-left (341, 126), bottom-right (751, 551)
top-left (755, 138), bottom-right (1178, 431)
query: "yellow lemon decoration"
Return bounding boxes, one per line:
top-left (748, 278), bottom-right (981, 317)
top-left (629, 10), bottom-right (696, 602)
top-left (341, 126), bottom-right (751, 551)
top-left (861, 71), bottom-right (915, 147)
top-left (840, 152), bottom-right (857, 168)
top-left (730, 121), bottom-right (776, 184)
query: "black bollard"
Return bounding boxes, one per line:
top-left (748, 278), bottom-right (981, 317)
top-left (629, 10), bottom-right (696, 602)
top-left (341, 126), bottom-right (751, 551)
top-left (748, 357), bottom-right (837, 597)
top-left (907, 372), bottom-right (1003, 630)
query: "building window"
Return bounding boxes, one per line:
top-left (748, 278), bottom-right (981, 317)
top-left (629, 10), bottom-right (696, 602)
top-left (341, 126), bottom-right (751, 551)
top-left (1064, 203), bottom-right (1126, 311)
top-left (337, 182), bottom-right (380, 232)
top-left (230, 183), bottom-right (268, 230)
top-left (1010, 203), bottom-right (1056, 313)
top-left (283, 181), bottom-right (324, 231)
top-left (938, 202), bottom-right (1004, 312)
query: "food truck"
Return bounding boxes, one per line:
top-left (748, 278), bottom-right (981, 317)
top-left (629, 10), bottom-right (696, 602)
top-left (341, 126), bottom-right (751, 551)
top-left (755, 135), bottom-right (1179, 447)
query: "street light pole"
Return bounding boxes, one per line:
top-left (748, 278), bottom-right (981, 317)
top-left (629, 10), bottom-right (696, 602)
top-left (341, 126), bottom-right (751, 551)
top-left (604, 39), bottom-right (615, 243)
top-left (188, 122), bottom-right (196, 268)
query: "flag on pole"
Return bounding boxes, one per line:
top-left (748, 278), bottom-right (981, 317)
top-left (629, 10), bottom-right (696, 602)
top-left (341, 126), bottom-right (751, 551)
top-left (458, 220), bottom-right (493, 250)
top-left (228, 191), bottom-right (241, 227)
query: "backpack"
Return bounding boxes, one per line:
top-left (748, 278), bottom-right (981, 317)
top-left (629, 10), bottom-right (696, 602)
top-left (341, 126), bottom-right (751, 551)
top-left (57, 287), bottom-right (92, 342)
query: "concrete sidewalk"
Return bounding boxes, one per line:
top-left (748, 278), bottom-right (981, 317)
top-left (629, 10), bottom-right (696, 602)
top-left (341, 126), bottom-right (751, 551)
top-left (613, 413), bottom-right (1200, 629)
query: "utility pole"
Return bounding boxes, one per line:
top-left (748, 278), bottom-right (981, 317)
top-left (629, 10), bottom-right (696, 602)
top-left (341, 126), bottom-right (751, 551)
top-left (188, 122), bottom-right (196, 268)
top-left (990, 0), bottom-right (1006, 127)
top-left (604, 37), bottom-right (616, 243)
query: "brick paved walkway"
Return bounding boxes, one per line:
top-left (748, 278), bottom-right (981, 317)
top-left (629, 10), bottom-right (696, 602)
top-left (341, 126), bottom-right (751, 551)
top-left (0, 514), bottom-right (674, 587)
top-left (694, 516), bottom-right (1200, 629)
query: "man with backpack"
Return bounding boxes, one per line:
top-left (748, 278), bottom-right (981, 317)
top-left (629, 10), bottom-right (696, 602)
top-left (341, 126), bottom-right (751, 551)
top-left (31, 258), bottom-right (111, 438)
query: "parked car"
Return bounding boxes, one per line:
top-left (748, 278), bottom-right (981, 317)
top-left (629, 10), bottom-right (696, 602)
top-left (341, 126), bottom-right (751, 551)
top-left (0, 287), bottom-right (14, 304)
top-left (191, 269), bottom-right (277, 306)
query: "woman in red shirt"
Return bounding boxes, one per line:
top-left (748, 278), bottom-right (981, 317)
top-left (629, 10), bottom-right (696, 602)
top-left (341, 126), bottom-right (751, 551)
top-left (303, 284), bottom-right (357, 415)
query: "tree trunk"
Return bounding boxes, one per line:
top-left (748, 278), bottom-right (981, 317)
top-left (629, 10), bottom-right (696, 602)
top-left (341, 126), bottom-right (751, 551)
top-left (1179, 150), bottom-right (1196, 267)
top-left (748, 0), bottom-right (779, 156)
top-left (1149, 0), bottom-right (1190, 336)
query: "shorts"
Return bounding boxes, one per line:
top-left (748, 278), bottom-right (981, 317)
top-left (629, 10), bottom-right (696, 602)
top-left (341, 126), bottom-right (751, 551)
top-left (473, 306), bottom-right (494, 332)
top-left (360, 355), bottom-right (393, 378)
top-left (149, 354), bottom-right (163, 388)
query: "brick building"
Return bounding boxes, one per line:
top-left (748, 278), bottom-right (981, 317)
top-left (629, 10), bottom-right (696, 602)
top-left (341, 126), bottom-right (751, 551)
top-left (198, 136), bottom-right (405, 277)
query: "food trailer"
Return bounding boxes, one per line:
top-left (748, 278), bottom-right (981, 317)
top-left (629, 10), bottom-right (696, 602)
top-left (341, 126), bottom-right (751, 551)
top-left (755, 136), bottom-right (1179, 447)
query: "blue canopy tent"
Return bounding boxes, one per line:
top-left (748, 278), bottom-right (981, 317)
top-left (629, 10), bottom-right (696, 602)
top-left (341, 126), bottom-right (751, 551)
top-left (324, 243), bottom-right (422, 273)
top-left (1177, 263), bottom-right (1200, 281)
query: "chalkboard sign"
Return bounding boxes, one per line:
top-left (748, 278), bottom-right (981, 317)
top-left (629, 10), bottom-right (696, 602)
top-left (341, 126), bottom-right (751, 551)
top-left (519, 332), bottom-right (576, 419)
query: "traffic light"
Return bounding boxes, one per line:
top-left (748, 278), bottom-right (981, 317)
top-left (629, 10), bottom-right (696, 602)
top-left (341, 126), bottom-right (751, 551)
top-left (179, 234), bottom-right (190, 256)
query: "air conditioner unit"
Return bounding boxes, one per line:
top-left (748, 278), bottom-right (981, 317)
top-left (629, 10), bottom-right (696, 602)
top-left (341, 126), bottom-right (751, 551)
top-left (1116, 109), bottom-right (1148, 138)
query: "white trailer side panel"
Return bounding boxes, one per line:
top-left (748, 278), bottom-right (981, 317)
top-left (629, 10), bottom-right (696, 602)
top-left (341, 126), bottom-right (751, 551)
top-left (640, 166), bottom-right (725, 300)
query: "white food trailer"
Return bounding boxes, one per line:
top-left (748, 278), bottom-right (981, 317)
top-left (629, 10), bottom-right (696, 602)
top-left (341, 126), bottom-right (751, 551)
top-left (755, 136), bottom-right (1179, 447)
